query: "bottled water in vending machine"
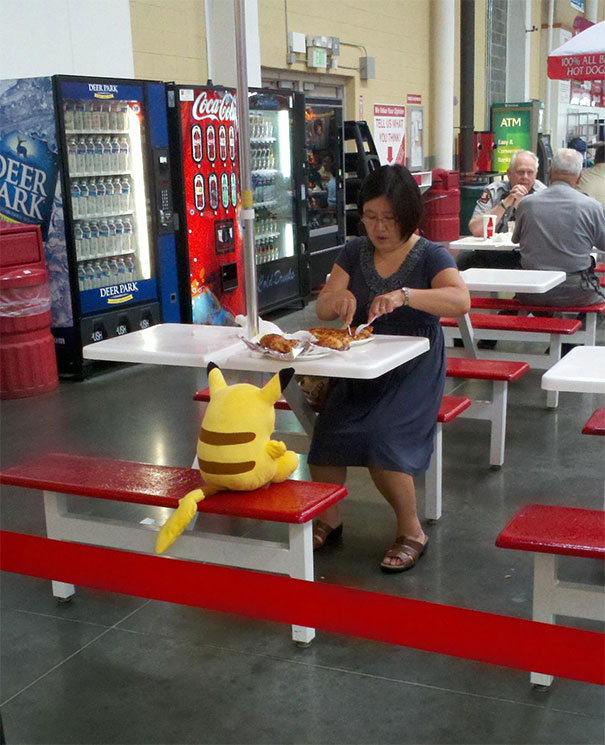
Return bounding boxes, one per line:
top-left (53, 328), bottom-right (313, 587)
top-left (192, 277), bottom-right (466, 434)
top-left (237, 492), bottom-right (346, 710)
top-left (73, 102), bottom-right (84, 131)
top-left (117, 257), bottom-right (128, 283)
top-left (74, 223), bottom-right (84, 260)
top-left (88, 180), bottom-right (98, 217)
top-left (67, 138), bottom-right (77, 172)
top-left (107, 219), bottom-right (117, 254)
top-left (122, 219), bottom-right (133, 253)
top-left (85, 137), bottom-right (95, 173)
top-left (82, 102), bottom-right (92, 131)
top-left (124, 255), bottom-right (135, 280)
top-left (70, 180), bottom-right (81, 217)
top-left (79, 180), bottom-right (89, 215)
top-left (80, 222), bottom-right (91, 259)
top-left (95, 179), bottom-right (106, 216)
top-left (76, 138), bottom-right (86, 173)
top-left (98, 220), bottom-right (110, 255)
top-left (104, 178), bottom-right (114, 215)
top-left (120, 178), bottom-right (131, 212)
top-left (89, 221), bottom-right (100, 259)
top-left (112, 178), bottom-right (122, 212)
top-left (110, 138), bottom-right (120, 172)
top-left (118, 138), bottom-right (130, 171)
top-left (94, 137), bottom-right (104, 172)
top-left (64, 102), bottom-right (75, 131)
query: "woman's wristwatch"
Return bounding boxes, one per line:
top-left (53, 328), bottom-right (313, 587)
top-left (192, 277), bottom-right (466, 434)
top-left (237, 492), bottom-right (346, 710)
top-left (400, 287), bottom-right (410, 306)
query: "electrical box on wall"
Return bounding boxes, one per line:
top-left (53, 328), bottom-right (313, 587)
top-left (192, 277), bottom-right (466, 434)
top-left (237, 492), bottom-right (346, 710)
top-left (360, 57), bottom-right (376, 80)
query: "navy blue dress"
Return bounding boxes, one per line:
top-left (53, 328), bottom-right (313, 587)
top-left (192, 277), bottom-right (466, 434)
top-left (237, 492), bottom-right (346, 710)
top-left (307, 236), bottom-right (456, 476)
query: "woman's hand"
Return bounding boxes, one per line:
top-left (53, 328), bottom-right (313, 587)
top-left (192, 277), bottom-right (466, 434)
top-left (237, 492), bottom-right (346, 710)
top-left (330, 289), bottom-right (357, 326)
top-left (368, 290), bottom-right (405, 320)
top-left (315, 264), bottom-right (357, 323)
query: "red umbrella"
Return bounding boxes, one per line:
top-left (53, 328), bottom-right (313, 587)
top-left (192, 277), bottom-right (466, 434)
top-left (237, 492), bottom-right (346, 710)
top-left (547, 20), bottom-right (605, 80)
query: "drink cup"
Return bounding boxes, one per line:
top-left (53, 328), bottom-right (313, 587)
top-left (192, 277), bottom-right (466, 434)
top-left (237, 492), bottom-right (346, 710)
top-left (482, 214), bottom-right (497, 239)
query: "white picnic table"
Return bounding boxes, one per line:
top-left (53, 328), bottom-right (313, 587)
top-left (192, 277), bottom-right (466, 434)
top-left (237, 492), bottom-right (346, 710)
top-left (541, 346), bottom-right (605, 395)
top-left (449, 233), bottom-right (519, 252)
top-left (454, 268), bottom-right (567, 356)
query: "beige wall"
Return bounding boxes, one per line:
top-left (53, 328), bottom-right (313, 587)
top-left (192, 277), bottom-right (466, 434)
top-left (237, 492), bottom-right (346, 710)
top-left (130, 0), bottom-right (208, 83)
top-left (259, 0), bottom-right (432, 126)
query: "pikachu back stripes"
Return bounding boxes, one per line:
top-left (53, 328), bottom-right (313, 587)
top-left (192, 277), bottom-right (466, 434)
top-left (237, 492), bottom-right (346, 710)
top-left (197, 363), bottom-right (297, 492)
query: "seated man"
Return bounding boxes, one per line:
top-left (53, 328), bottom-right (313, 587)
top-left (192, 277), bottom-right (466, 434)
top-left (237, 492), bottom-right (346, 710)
top-left (457, 150), bottom-right (546, 271)
top-left (512, 148), bottom-right (605, 306)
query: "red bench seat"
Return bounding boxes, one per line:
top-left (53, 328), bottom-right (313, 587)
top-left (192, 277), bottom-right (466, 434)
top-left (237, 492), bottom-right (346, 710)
top-left (441, 314), bottom-right (582, 334)
top-left (0, 452), bottom-right (346, 524)
top-left (582, 408), bottom-right (605, 436)
top-left (496, 504), bottom-right (605, 559)
top-left (446, 357), bottom-right (529, 381)
top-left (496, 503), bottom-right (605, 687)
top-left (469, 297), bottom-right (605, 314)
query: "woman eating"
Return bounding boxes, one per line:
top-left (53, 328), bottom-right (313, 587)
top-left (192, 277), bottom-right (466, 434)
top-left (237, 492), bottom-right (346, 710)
top-left (307, 164), bottom-right (470, 572)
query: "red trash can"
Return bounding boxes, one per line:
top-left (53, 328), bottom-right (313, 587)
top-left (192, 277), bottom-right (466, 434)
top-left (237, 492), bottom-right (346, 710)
top-left (0, 265), bottom-right (58, 398)
top-left (420, 169), bottom-right (461, 242)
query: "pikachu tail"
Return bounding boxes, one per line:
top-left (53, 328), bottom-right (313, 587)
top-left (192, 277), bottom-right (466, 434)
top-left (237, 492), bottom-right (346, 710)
top-left (155, 486), bottom-right (215, 554)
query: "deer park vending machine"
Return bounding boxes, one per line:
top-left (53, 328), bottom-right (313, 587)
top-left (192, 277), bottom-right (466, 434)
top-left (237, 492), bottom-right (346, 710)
top-left (0, 74), bottom-right (180, 377)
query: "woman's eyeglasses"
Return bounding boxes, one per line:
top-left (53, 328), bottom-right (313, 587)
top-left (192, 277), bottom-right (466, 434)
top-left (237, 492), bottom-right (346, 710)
top-left (361, 214), bottom-right (398, 228)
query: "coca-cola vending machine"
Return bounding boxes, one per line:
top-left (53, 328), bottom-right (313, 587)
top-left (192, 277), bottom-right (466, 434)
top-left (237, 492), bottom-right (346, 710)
top-left (167, 84), bottom-right (245, 325)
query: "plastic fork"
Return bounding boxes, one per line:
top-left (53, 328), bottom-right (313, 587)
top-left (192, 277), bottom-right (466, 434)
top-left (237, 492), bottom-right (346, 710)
top-left (353, 317), bottom-right (376, 337)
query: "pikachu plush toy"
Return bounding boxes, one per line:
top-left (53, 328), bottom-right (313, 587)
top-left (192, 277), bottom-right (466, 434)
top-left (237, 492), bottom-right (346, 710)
top-left (155, 362), bottom-right (299, 554)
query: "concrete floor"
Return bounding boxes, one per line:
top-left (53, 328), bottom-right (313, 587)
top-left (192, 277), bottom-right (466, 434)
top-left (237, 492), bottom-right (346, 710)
top-left (1, 302), bottom-right (604, 745)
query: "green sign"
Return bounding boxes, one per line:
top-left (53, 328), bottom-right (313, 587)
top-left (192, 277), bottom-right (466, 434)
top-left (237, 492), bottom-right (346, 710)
top-left (492, 106), bottom-right (532, 173)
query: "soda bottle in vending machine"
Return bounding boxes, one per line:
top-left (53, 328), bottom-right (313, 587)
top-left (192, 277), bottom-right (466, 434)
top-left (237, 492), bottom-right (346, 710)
top-left (220, 172), bottom-right (229, 209)
top-left (208, 172), bottom-right (219, 211)
top-left (194, 173), bottom-right (205, 211)
top-left (191, 124), bottom-right (203, 163)
top-left (230, 172), bottom-right (237, 208)
top-left (228, 125), bottom-right (236, 162)
top-left (218, 125), bottom-right (227, 162)
top-left (206, 124), bottom-right (217, 162)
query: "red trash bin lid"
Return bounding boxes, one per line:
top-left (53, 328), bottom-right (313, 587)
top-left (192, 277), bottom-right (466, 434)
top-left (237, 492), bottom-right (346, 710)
top-left (1, 266), bottom-right (49, 289)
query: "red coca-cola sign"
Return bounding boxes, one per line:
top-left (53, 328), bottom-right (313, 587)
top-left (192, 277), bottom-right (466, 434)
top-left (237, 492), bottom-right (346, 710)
top-left (192, 90), bottom-right (237, 123)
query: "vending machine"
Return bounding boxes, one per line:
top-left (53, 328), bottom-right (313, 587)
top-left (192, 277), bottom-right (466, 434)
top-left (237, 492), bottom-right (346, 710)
top-left (304, 97), bottom-right (345, 290)
top-left (248, 88), bottom-right (309, 312)
top-left (0, 75), bottom-right (180, 377)
top-left (167, 83), bottom-right (245, 325)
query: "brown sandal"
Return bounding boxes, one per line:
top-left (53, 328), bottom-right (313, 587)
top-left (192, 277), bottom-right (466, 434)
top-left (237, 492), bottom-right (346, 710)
top-left (313, 520), bottom-right (343, 550)
top-left (380, 535), bottom-right (428, 573)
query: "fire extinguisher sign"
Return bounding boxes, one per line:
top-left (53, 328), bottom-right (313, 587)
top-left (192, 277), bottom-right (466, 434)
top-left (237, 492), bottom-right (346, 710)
top-left (373, 104), bottom-right (406, 166)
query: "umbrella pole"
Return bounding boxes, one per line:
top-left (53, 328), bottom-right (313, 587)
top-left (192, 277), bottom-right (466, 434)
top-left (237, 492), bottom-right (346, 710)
top-left (234, 0), bottom-right (258, 339)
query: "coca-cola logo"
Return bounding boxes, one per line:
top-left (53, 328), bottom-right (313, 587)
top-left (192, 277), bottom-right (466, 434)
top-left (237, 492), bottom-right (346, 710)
top-left (192, 91), bottom-right (237, 123)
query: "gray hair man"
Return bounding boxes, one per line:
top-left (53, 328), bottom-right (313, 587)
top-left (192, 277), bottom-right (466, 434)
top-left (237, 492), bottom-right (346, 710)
top-left (457, 150), bottom-right (546, 271)
top-left (511, 148), bottom-right (605, 306)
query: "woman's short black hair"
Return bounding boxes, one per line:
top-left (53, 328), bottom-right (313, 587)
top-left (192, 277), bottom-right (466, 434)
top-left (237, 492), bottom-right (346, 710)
top-left (357, 164), bottom-right (423, 241)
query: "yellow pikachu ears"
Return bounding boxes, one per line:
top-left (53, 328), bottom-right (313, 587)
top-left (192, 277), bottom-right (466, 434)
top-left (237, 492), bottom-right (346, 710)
top-left (207, 363), bottom-right (228, 394)
top-left (206, 363), bottom-right (294, 402)
top-left (259, 367), bottom-right (295, 405)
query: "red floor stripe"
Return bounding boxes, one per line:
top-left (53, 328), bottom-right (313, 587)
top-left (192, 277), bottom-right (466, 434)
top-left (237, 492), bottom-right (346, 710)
top-left (1, 530), bottom-right (603, 685)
